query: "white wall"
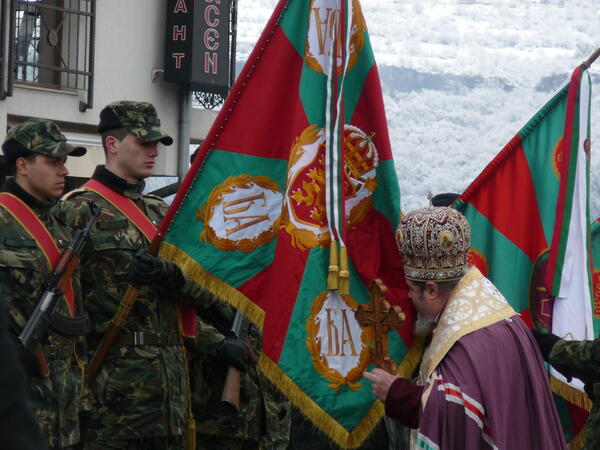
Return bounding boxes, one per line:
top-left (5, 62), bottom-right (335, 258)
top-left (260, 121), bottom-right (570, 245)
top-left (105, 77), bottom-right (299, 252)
top-left (0, 0), bottom-right (218, 177)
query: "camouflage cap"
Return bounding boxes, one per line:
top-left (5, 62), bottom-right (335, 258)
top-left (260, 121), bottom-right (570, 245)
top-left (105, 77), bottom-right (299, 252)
top-left (2, 118), bottom-right (86, 163)
top-left (98, 101), bottom-right (173, 146)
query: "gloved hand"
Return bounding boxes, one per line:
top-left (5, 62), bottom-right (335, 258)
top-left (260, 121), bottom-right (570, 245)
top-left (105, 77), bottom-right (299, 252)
top-left (215, 337), bottom-right (251, 372)
top-left (531, 328), bottom-right (561, 361)
top-left (130, 253), bottom-right (184, 289)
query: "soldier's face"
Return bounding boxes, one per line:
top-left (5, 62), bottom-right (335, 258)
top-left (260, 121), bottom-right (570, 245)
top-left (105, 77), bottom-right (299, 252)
top-left (17, 155), bottom-right (69, 201)
top-left (111, 134), bottom-right (159, 181)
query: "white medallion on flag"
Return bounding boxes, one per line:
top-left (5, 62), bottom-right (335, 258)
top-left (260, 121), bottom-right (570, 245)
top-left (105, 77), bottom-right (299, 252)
top-left (198, 174), bottom-right (282, 252)
top-left (306, 290), bottom-right (371, 391)
top-left (305, 0), bottom-right (366, 74)
top-left (281, 124), bottom-right (379, 250)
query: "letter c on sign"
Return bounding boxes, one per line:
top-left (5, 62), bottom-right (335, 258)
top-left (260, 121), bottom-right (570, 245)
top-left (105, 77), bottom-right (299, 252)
top-left (205, 5), bottom-right (220, 27)
top-left (204, 28), bottom-right (219, 51)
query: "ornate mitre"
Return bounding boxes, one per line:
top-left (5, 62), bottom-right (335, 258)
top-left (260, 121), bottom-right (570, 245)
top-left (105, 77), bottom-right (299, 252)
top-left (396, 207), bottom-right (471, 282)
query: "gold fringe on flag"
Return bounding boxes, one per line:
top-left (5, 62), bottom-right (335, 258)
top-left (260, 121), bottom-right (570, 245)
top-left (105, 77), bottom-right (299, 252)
top-left (258, 354), bottom-right (384, 449)
top-left (159, 242), bottom-right (266, 330)
top-left (338, 245), bottom-right (350, 295)
top-left (550, 376), bottom-right (593, 411)
top-left (327, 241), bottom-right (339, 290)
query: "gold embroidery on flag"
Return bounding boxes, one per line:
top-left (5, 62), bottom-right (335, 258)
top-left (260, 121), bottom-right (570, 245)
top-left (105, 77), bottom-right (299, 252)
top-left (198, 174), bottom-right (282, 252)
top-left (281, 124), bottom-right (379, 251)
top-left (306, 290), bottom-right (371, 391)
top-left (304, 0), bottom-right (366, 75)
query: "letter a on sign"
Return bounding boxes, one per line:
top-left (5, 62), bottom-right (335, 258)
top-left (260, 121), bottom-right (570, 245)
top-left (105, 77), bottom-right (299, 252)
top-left (173, 0), bottom-right (188, 13)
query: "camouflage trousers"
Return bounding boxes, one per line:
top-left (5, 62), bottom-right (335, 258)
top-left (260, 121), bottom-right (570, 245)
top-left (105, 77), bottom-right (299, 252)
top-left (83, 435), bottom-right (185, 450)
top-left (583, 388), bottom-right (599, 450)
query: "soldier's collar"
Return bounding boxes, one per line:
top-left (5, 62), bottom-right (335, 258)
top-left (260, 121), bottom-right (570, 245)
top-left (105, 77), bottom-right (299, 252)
top-left (91, 165), bottom-right (145, 198)
top-left (1, 177), bottom-right (53, 211)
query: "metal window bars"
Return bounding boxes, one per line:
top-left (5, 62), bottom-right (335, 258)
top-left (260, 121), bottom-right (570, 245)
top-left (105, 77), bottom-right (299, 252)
top-left (3, 0), bottom-right (95, 110)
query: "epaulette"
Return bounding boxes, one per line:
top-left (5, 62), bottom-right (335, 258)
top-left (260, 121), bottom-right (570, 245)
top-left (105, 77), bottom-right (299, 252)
top-left (60, 187), bottom-right (89, 202)
top-left (142, 193), bottom-right (165, 202)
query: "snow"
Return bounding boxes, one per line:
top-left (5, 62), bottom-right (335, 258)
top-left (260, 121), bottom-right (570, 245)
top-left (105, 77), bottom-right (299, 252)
top-left (235, 0), bottom-right (600, 218)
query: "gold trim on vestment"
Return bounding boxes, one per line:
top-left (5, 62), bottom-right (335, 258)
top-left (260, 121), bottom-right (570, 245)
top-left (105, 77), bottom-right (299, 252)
top-left (419, 267), bottom-right (516, 381)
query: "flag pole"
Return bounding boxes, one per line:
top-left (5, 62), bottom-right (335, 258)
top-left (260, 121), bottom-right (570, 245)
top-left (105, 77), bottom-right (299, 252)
top-left (583, 47), bottom-right (600, 68)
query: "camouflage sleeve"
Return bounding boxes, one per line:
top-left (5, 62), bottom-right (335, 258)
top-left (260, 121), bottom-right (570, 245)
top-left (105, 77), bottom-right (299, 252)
top-left (549, 338), bottom-right (600, 383)
top-left (53, 191), bottom-right (94, 230)
top-left (192, 317), bottom-right (226, 359)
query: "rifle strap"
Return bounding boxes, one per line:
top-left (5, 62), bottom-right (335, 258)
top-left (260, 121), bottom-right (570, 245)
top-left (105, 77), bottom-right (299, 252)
top-left (82, 179), bottom-right (196, 337)
top-left (0, 193), bottom-right (75, 315)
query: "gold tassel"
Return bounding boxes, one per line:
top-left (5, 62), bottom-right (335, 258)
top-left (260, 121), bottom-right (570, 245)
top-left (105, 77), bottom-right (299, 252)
top-left (185, 417), bottom-right (196, 450)
top-left (338, 245), bottom-right (349, 295)
top-left (327, 241), bottom-right (339, 290)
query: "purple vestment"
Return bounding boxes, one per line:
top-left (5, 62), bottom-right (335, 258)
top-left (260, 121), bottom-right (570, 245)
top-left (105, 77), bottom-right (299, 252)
top-left (386, 317), bottom-right (566, 449)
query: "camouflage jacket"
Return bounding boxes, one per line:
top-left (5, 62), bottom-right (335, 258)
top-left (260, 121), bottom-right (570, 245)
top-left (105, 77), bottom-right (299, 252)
top-left (189, 303), bottom-right (291, 449)
top-left (0, 178), bottom-right (88, 448)
top-left (550, 338), bottom-right (600, 449)
top-left (55, 166), bottom-right (213, 442)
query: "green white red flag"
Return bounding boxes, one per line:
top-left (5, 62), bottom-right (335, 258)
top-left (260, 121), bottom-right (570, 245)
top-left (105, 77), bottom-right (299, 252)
top-left (453, 65), bottom-right (595, 446)
top-left (157, 0), bottom-right (415, 446)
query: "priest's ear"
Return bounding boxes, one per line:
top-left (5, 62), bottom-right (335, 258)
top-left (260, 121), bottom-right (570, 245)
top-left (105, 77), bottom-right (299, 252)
top-left (423, 281), bottom-right (441, 299)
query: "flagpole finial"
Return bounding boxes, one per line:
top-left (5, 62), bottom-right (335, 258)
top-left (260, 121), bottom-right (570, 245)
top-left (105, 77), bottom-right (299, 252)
top-left (583, 47), bottom-right (600, 69)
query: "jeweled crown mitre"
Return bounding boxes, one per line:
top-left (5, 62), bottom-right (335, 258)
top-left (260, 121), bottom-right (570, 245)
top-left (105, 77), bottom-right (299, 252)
top-left (396, 207), bottom-right (471, 282)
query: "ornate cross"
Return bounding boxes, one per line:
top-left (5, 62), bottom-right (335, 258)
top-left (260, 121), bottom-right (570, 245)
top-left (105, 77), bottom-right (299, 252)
top-left (355, 279), bottom-right (405, 373)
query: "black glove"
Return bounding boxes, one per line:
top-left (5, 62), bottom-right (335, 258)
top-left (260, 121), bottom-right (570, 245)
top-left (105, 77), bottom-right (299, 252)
top-left (531, 328), bottom-right (561, 361)
top-left (215, 337), bottom-right (251, 372)
top-left (130, 254), bottom-right (184, 289)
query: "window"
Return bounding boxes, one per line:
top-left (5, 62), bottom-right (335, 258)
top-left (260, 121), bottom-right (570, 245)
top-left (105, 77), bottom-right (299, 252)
top-left (4, 0), bottom-right (95, 110)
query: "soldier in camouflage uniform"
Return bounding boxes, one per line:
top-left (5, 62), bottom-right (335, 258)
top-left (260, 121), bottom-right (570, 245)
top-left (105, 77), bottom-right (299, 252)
top-left (533, 329), bottom-right (600, 449)
top-left (189, 302), bottom-right (291, 450)
top-left (0, 119), bottom-right (89, 449)
top-left (55, 101), bottom-right (215, 449)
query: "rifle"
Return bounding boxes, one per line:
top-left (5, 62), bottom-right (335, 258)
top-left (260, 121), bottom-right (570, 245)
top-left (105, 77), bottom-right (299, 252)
top-left (86, 239), bottom-right (161, 385)
top-left (221, 310), bottom-right (258, 412)
top-left (18, 203), bottom-right (101, 377)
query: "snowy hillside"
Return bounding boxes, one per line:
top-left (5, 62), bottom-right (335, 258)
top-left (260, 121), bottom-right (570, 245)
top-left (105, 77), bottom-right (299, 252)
top-left (235, 0), bottom-right (600, 218)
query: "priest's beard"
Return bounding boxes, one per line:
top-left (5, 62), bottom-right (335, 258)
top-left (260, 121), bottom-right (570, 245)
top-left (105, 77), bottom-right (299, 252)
top-left (414, 314), bottom-right (436, 337)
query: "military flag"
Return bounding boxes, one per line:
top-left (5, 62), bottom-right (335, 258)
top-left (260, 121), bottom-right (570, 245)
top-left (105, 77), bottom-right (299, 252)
top-left (158, 0), bottom-right (415, 447)
top-left (453, 64), bottom-right (595, 446)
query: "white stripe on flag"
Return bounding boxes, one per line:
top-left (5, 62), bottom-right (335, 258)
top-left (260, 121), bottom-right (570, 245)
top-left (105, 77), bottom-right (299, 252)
top-left (551, 68), bottom-right (593, 390)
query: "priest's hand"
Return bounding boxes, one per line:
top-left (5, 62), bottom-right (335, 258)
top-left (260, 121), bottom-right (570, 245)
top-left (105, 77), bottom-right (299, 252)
top-left (363, 368), bottom-right (400, 402)
top-left (531, 328), bottom-right (561, 361)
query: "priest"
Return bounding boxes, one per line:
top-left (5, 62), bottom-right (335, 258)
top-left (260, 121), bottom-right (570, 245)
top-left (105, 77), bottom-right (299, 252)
top-left (364, 206), bottom-right (566, 449)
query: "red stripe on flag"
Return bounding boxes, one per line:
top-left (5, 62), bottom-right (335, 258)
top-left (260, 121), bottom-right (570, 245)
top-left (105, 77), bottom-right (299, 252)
top-left (460, 135), bottom-right (547, 262)
top-left (238, 230), bottom-right (309, 362)
top-left (351, 64), bottom-right (393, 161)
top-left (216, 28), bottom-right (308, 160)
top-left (545, 66), bottom-right (582, 292)
top-left (345, 208), bottom-right (414, 346)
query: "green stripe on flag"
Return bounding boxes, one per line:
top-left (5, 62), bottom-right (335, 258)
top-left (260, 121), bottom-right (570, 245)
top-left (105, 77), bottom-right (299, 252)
top-left (372, 160), bottom-right (401, 227)
top-left (164, 151), bottom-right (288, 288)
top-left (278, 246), bottom-right (381, 430)
top-left (343, 34), bottom-right (375, 122)
top-left (458, 203), bottom-right (533, 312)
top-left (279, 0), bottom-right (310, 58)
top-left (519, 86), bottom-right (567, 244)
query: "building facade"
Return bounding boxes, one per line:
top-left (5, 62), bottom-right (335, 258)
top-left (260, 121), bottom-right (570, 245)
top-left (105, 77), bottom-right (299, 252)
top-left (0, 0), bottom-right (217, 183)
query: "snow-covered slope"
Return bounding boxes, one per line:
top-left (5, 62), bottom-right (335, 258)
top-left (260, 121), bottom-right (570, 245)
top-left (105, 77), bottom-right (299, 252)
top-left (235, 0), bottom-right (600, 217)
